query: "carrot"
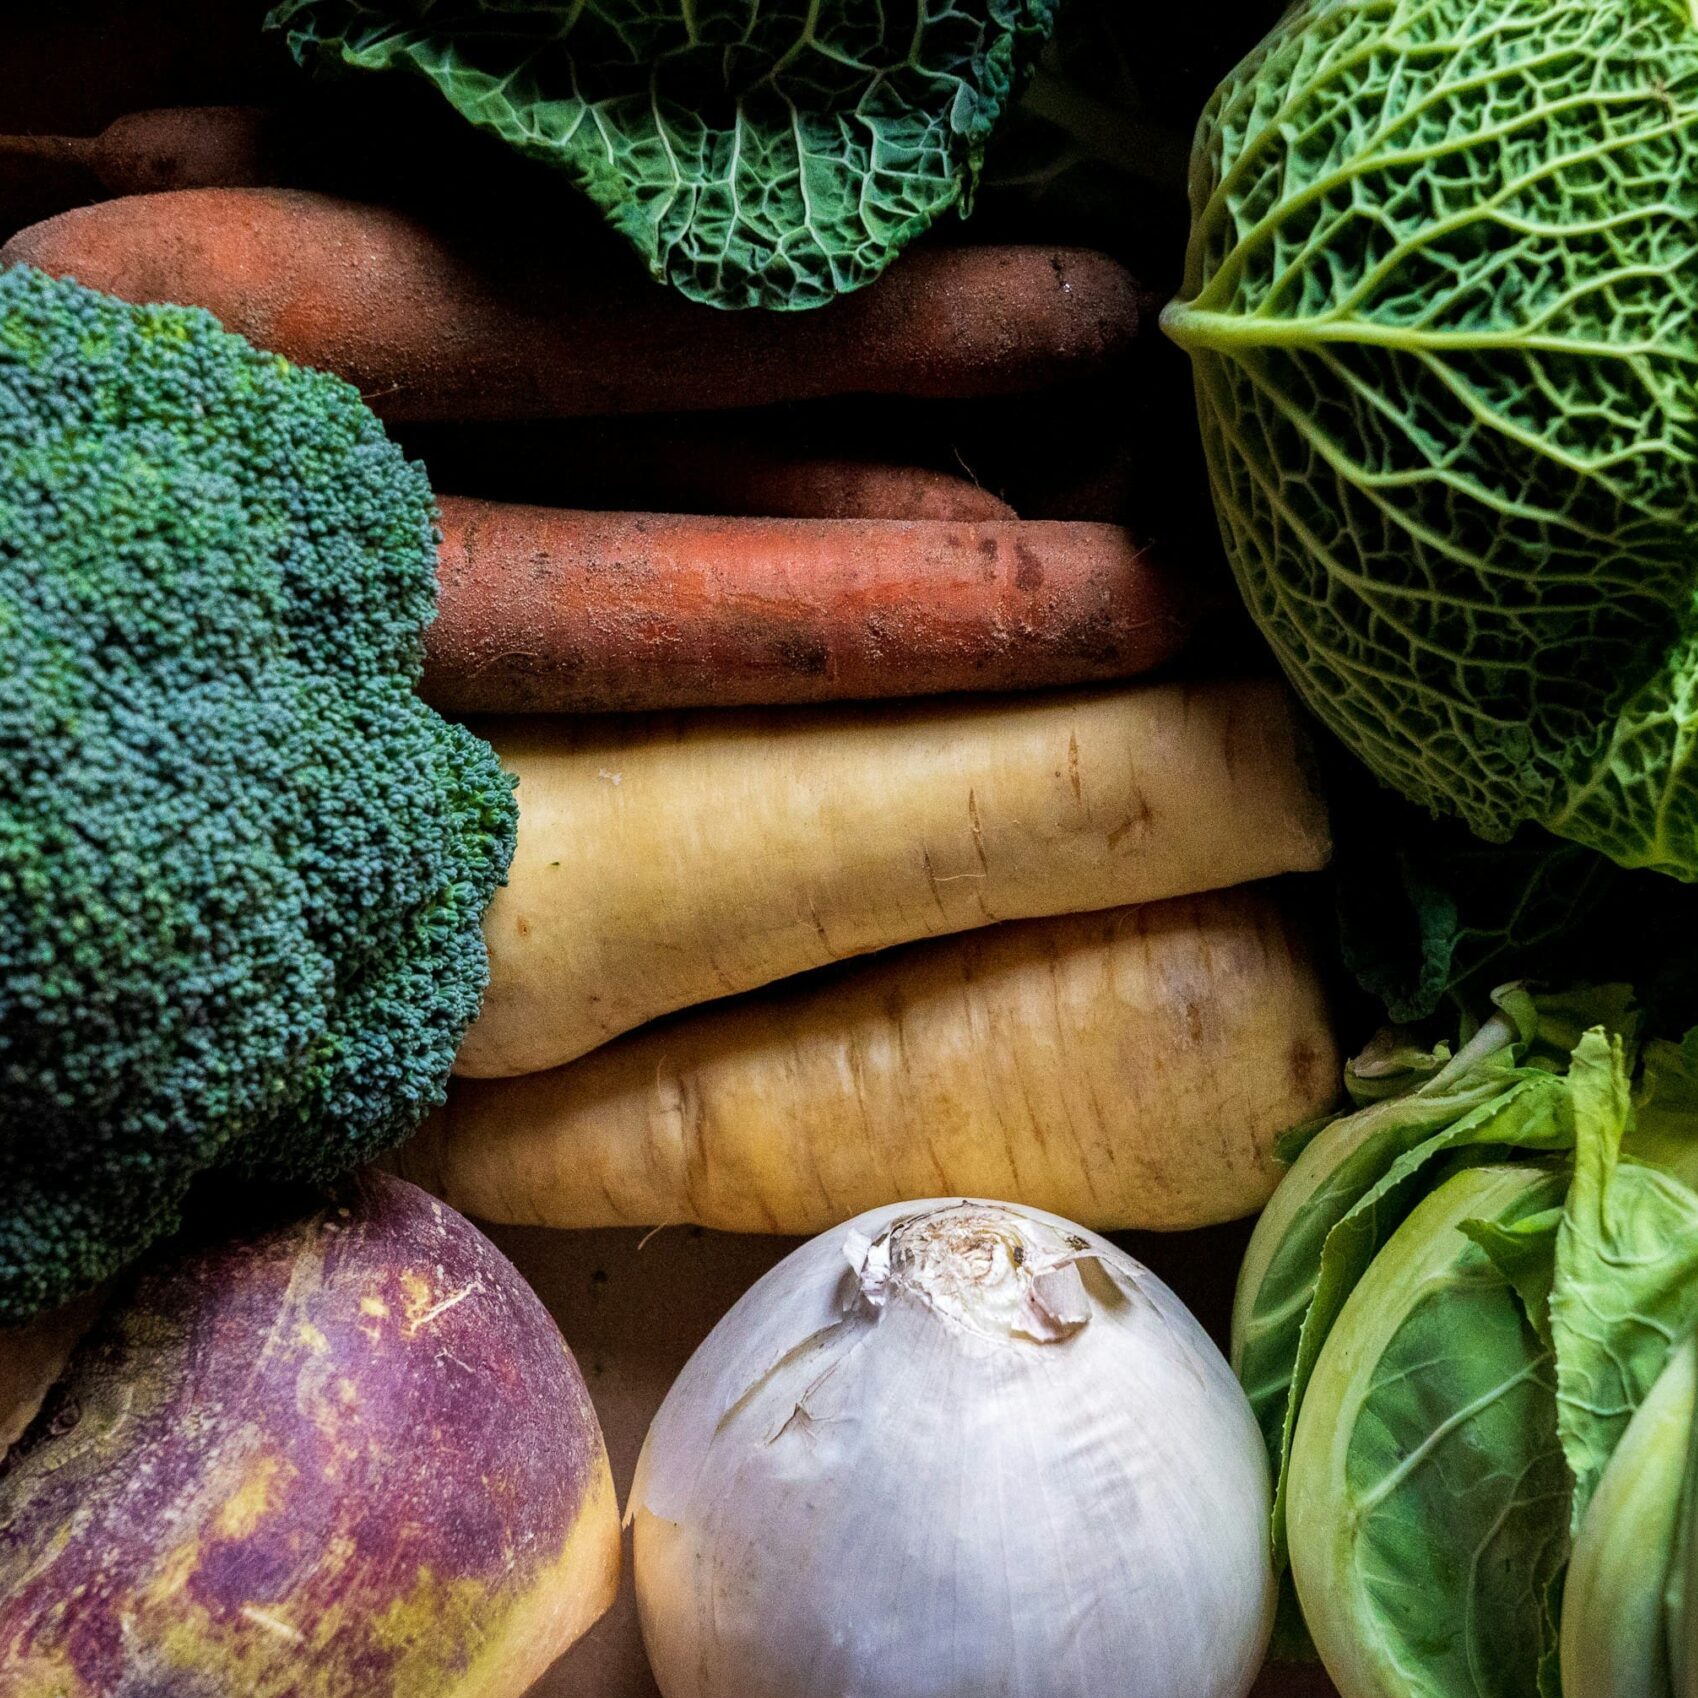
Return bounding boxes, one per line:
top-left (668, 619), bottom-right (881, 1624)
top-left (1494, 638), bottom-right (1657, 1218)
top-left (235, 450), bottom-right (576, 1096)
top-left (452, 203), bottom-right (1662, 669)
top-left (402, 885), bottom-right (1338, 1236)
top-left (633, 452), bottom-right (1014, 523)
top-left (0, 189), bottom-right (1147, 420)
top-left (424, 501), bottom-right (1185, 714)
top-left (397, 418), bottom-right (1017, 519)
top-left (458, 678), bottom-right (1331, 1078)
top-left (499, 434), bottom-right (1017, 523)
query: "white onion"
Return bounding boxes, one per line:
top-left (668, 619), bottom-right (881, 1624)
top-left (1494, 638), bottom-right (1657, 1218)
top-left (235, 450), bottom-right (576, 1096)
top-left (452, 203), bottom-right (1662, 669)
top-left (632, 1198), bottom-right (1275, 1698)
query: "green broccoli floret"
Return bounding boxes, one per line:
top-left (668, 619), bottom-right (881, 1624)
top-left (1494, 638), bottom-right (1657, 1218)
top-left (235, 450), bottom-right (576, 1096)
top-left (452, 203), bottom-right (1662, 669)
top-left (0, 265), bottom-right (518, 1324)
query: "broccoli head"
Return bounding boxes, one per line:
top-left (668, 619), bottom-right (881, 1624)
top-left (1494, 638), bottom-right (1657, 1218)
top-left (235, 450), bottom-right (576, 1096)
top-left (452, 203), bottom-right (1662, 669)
top-left (0, 265), bottom-right (518, 1324)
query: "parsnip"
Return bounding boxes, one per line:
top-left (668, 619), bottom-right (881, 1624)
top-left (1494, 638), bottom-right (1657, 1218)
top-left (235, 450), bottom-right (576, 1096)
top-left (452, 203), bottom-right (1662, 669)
top-left (461, 679), bottom-right (1330, 1077)
top-left (406, 886), bottom-right (1338, 1235)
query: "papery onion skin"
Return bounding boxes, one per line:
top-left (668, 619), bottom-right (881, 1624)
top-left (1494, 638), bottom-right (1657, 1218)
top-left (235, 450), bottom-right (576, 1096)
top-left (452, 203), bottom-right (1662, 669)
top-left (632, 1198), bottom-right (1275, 1698)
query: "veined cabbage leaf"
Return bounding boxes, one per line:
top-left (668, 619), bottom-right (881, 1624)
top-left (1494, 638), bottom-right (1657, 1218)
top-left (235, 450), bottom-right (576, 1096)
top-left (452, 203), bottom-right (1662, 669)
top-left (1164, 0), bottom-right (1698, 878)
top-left (1285, 1161), bottom-right (1573, 1698)
top-left (1268, 1015), bottom-right (1698, 1698)
top-left (1233, 986), bottom-right (1633, 1562)
top-left (269, 0), bottom-right (1059, 311)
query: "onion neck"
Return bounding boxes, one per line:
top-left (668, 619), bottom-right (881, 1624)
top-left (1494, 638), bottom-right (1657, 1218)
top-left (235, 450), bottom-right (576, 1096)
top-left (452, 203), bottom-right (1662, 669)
top-left (846, 1203), bottom-right (1099, 1345)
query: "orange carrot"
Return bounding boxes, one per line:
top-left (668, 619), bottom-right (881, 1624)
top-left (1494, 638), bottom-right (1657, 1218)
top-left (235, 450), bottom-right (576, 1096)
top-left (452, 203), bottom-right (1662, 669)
top-left (395, 419), bottom-right (1017, 520)
top-left (0, 189), bottom-right (1147, 420)
top-left (423, 500), bottom-right (1187, 713)
top-left (545, 440), bottom-right (1016, 523)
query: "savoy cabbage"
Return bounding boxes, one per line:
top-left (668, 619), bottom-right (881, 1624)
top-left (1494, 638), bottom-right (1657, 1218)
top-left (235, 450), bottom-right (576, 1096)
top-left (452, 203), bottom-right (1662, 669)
top-left (269, 0), bottom-right (1059, 311)
top-left (1165, 0), bottom-right (1698, 880)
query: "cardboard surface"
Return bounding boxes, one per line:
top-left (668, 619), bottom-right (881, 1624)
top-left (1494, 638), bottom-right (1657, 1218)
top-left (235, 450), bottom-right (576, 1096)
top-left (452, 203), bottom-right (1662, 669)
top-left (488, 1217), bottom-right (1341, 1698)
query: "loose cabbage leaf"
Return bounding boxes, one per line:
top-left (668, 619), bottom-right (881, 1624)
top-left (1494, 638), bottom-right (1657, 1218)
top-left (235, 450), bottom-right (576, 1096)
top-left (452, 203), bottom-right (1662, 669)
top-left (1286, 1163), bottom-right (1572, 1698)
top-left (270, 0), bottom-right (1059, 311)
top-left (1233, 987), bottom-right (1634, 1565)
top-left (1551, 1031), bottom-right (1698, 1526)
top-left (1461, 1206), bottom-right (1562, 1351)
top-left (1558, 1332), bottom-right (1696, 1698)
top-left (1631, 1030), bottom-right (1698, 1188)
top-left (1165, 0), bottom-right (1698, 877)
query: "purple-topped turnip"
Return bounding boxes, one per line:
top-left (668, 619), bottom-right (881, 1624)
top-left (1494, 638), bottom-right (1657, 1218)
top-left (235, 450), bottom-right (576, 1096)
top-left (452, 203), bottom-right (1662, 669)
top-left (0, 1170), bottom-right (620, 1698)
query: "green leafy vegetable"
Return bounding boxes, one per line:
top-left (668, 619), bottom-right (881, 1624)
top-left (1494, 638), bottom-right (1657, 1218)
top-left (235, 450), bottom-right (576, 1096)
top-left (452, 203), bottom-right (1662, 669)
top-left (1551, 1032), bottom-right (1698, 1524)
top-left (269, 0), bottom-right (1059, 311)
top-left (1286, 1162), bottom-right (1572, 1698)
top-left (1164, 0), bottom-right (1698, 878)
top-left (1253, 1004), bottom-right (1698, 1697)
top-left (1559, 1332), bottom-right (1696, 1698)
top-left (1324, 752), bottom-right (1620, 1023)
top-left (0, 266), bottom-right (516, 1324)
top-left (1233, 985), bottom-right (1634, 1560)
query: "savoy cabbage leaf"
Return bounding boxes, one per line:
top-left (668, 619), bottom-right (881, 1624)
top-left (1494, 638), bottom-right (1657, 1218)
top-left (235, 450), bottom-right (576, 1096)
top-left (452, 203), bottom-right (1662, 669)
top-left (1164, 0), bottom-right (1698, 877)
top-left (269, 0), bottom-right (1059, 311)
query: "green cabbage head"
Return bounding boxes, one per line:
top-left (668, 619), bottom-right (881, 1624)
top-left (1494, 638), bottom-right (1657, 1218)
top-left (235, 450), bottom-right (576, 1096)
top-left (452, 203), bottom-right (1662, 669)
top-left (1164, 0), bottom-right (1698, 879)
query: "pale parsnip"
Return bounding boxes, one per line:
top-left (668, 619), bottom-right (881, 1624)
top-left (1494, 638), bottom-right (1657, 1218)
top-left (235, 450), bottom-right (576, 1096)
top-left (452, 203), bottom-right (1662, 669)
top-left (407, 885), bottom-right (1338, 1235)
top-left (460, 679), bottom-right (1329, 1077)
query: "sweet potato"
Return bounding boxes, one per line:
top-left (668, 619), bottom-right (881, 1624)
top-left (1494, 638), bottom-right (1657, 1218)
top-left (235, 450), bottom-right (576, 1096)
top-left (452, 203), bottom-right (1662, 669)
top-left (0, 188), bottom-right (1146, 419)
top-left (394, 417), bottom-right (1019, 521)
top-left (458, 678), bottom-right (1330, 1077)
top-left (0, 108), bottom-right (280, 236)
top-left (424, 501), bottom-right (1186, 713)
top-left (404, 885), bottom-right (1337, 1235)
top-left (2, 105), bottom-right (269, 195)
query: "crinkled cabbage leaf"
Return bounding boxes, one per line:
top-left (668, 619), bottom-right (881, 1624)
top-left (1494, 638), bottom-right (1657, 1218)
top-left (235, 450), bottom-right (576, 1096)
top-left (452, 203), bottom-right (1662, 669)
top-left (270, 0), bottom-right (1059, 310)
top-left (1165, 0), bottom-right (1698, 877)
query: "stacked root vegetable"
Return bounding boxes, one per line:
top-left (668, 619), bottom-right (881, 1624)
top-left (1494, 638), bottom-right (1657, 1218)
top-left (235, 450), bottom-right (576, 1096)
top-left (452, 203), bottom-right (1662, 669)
top-left (0, 66), bottom-right (1339, 1698)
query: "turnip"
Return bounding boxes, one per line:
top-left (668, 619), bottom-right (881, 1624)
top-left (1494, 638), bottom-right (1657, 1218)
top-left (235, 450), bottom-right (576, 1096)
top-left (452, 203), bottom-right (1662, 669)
top-left (0, 1173), bottom-right (620, 1698)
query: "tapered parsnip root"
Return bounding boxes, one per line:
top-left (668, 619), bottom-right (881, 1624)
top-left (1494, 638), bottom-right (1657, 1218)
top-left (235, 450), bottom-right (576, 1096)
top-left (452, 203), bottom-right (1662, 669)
top-left (460, 678), bottom-right (1330, 1077)
top-left (425, 501), bottom-right (1186, 712)
top-left (405, 885), bottom-right (1337, 1234)
top-left (0, 189), bottom-right (1145, 420)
